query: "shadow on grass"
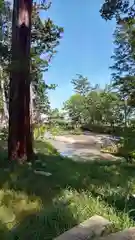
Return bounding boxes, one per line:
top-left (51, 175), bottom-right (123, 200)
top-left (0, 201), bottom-right (78, 239)
top-left (0, 140), bottom-right (135, 238)
top-left (0, 220), bottom-right (10, 239)
top-left (11, 201), bottom-right (78, 240)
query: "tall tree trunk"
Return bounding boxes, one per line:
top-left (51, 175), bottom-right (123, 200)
top-left (8, 0), bottom-right (33, 161)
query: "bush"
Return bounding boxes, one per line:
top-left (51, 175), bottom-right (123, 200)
top-left (34, 125), bottom-right (47, 140)
top-left (117, 136), bottom-right (135, 159)
top-left (82, 124), bottom-right (128, 136)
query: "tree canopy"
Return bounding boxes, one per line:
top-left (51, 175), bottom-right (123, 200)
top-left (0, 0), bottom-right (63, 120)
top-left (100, 0), bottom-right (133, 20)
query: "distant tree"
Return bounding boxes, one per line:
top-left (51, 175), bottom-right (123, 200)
top-left (71, 74), bottom-right (91, 96)
top-left (85, 90), bottom-right (102, 125)
top-left (100, 91), bottom-right (123, 127)
top-left (63, 94), bottom-right (85, 128)
top-left (63, 84), bottom-right (124, 130)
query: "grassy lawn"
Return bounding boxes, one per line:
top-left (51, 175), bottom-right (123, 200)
top-left (0, 140), bottom-right (134, 239)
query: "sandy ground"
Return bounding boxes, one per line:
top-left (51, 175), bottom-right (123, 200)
top-left (48, 133), bottom-right (122, 161)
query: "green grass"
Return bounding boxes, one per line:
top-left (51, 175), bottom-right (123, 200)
top-left (0, 139), bottom-right (134, 238)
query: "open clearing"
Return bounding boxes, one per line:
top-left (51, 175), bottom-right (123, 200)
top-left (0, 139), bottom-right (133, 239)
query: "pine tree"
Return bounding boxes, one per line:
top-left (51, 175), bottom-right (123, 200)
top-left (8, 0), bottom-right (33, 161)
top-left (71, 74), bottom-right (91, 96)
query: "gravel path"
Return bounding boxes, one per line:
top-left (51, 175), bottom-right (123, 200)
top-left (47, 132), bottom-right (122, 162)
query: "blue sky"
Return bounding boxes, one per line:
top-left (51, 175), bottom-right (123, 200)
top-left (41, 0), bottom-right (116, 109)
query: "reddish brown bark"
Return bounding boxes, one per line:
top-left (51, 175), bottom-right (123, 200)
top-left (8, 0), bottom-right (33, 161)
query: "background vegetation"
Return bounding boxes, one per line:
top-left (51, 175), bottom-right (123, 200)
top-left (0, 0), bottom-right (135, 239)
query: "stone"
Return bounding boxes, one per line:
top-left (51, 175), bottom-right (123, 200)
top-left (100, 227), bottom-right (135, 240)
top-left (27, 162), bottom-right (32, 166)
top-left (41, 162), bottom-right (46, 167)
top-left (54, 215), bottom-right (111, 240)
top-left (35, 159), bottom-right (42, 163)
top-left (34, 170), bottom-right (52, 176)
top-left (3, 168), bottom-right (10, 172)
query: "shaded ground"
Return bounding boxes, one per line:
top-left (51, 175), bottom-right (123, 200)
top-left (48, 132), bottom-right (122, 161)
top-left (0, 139), bottom-right (133, 239)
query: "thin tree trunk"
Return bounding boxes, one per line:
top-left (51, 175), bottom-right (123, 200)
top-left (0, 66), bottom-right (8, 125)
top-left (30, 83), bottom-right (35, 123)
top-left (124, 99), bottom-right (127, 129)
top-left (8, 0), bottom-right (33, 161)
top-left (1, 79), bottom-right (9, 120)
top-left (30, 83), bottom-right (35, 147)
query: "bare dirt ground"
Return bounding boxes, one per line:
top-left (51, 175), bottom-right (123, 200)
top-left (48, 132), bottom-right (122, 161)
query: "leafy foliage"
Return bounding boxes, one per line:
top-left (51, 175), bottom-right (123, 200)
top-left (100, 1), bottom-right (135, 157)
top-left (63, 76), bottom-right (126, 131)
top-left (110, 19), bottom-right (135, 122)
top-left (100, 0), bottom-right (131, 20)
top-left (64, 94), bottom-right (85, 127)
top-left (71, 74), bottom-right (91, 96)
top-left (0, 0), bottom-right (63, 118)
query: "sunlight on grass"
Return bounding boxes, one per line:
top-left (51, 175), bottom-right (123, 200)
top-left (0, 140), bottom-right (134, 238)
top-left (34, 140), bottom-right (58, 155)
top-left (56, 189), bottom-right (134, 231)
top-left (0, 189), bottom-right (42, 228)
